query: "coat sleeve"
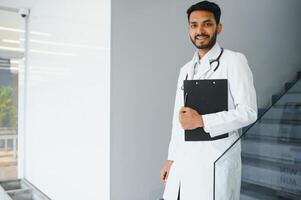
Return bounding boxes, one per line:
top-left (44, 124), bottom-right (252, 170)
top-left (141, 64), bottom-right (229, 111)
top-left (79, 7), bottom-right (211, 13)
top-left (167, 69), bottom-right (184, 161)
top-left (202, 52), bottom-right (258, 138)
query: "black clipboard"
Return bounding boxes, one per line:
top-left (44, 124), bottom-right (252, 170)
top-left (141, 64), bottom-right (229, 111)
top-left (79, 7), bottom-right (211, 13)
top-left (183, 79), bottom-right (229, 141)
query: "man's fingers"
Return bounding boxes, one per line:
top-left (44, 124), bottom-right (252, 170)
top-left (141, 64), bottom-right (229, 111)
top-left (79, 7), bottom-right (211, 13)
top-left (161, 170), bottom-right (168, 182)
top-left (163, 171), bottom-right (168, 183)
top-left (163, 171), bottom-right (167, 181)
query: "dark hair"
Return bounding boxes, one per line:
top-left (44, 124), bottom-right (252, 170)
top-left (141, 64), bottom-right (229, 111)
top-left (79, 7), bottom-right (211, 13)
top-left (186, 1), bottom-right (221, 24)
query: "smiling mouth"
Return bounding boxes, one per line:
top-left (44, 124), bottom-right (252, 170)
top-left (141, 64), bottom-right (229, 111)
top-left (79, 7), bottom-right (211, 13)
top-left (195, 35), bottom-right (209, 40)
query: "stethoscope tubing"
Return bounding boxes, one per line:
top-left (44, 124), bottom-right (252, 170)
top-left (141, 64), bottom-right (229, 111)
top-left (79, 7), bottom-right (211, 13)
top-left (181, 48), bottom-right (224, 90)
top-left (211, 48), bottom-right (224, 72)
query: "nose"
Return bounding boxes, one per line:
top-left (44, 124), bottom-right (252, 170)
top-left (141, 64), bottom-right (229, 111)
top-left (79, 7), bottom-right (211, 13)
top-left (196, 25), bottom-right (205, 35)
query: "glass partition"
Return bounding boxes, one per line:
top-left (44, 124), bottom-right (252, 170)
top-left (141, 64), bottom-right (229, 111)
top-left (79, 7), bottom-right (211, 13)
top-left (214, 79), bottom-right (301, 200)
top-left (0, 7), bottom-right (25, 181)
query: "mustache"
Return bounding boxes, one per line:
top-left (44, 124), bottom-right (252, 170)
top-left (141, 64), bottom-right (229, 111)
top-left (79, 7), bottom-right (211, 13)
top-left (195, 34), bottom-right (209, 39)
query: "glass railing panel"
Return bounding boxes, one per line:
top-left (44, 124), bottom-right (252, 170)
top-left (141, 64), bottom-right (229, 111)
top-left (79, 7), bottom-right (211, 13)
top-left (289, 81), bottom-right (301, 93)
top-left (275, 93), bottom-right (301, 106)
top-left (214, 80), bottom-right (301, 200)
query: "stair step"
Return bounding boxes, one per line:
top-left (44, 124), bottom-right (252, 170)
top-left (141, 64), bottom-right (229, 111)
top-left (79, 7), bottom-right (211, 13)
top-left (7, 189), bottom-right (33, 200)
top-left (242, 138), bottom-right (301, 164)
top-left (0, 179), bottom-right (50, 200)
top-left (0, 180), bottom-right (23, 191)
top-left (259, 118), bottom-right (301, 125)
top-left (287, 81), bottom-right (301, 92)
top-left (243, 133), bottom-right (301, 144)
top-left (285, 82), bottom-right (296, 92)
top-left (261, 105), bottom-right (301, 121)
top-left (241, 181), bottom-right (300, 200)
top-left (241, 156), bottom-right (301, 196)
top-left (257, 108), bottom-right (267, 118)
top-left (242, 153), bottom-right (299, 168)
top-left (245, 120), bottom-right (301, 140)
top-left (272, 92), bottom-right (301, 105)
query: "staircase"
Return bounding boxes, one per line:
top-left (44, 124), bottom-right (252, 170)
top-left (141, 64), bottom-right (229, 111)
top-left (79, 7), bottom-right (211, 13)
top-left (240, 72), bottom-right (301, 200)
top-left (0, 179), bottom-right (51, 200)
top-left (160, 72), bottom-right (301, 200)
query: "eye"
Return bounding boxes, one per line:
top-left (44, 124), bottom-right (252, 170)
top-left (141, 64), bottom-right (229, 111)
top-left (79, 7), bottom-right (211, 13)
top-left (204, 22), bottom-right (213, 27)
top-left (190, 24), bottom-right (197, 28)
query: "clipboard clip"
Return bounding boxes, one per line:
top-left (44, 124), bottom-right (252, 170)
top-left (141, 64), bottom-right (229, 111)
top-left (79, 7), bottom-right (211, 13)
top-left (184, 92), bottom-right (188, 107)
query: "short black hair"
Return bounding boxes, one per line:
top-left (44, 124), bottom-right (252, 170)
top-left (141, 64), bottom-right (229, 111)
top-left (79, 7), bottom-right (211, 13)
top-left (186, 1), bottom-right (221, 24)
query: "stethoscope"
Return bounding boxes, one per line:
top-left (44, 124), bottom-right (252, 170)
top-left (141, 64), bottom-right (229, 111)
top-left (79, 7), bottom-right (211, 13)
top-left (181, 48), bottom-right (224, 90)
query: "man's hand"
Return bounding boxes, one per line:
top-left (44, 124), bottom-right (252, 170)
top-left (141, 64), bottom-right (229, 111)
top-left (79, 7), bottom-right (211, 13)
top-left (160, 160), bottom-right (174, 184)
top-left (179, 107), bottom-right (204, 130)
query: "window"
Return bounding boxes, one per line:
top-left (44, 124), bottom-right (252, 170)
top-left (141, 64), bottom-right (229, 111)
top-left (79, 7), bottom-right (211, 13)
top-left (0, 8), bottom-right (24, 181)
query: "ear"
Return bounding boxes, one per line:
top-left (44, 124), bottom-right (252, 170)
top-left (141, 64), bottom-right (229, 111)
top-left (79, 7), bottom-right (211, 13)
top-left (217, 23), bottom-right (222, 34)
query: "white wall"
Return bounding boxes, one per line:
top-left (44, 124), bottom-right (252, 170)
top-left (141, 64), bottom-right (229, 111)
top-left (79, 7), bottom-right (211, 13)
top-left (217, 0), bottom-right (301, 107)
top-left (0, 0), bottom-right (111, 200)
top-left (111, 1), bottom-right (189, 199)
top-left (111, 0), bottom-right (301, 199)
top-left (24, 1), bottom-right (110, 199)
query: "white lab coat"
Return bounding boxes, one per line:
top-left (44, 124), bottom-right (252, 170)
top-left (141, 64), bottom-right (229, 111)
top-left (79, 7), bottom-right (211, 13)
top-left (163, 43), bottom-right (257, 200)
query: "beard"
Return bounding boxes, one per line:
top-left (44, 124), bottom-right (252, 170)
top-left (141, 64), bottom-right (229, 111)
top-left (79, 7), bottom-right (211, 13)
top-left (190, 30), bottom-right (217, 50)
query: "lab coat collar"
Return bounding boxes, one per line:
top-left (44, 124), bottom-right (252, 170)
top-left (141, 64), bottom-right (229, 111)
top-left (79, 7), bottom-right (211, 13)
top-left (188, 43), bottom-right (222, 80)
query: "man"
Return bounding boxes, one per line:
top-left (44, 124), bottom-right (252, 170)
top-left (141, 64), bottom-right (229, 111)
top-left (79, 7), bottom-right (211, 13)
top-left (160, 1), bottom-right (257, 200)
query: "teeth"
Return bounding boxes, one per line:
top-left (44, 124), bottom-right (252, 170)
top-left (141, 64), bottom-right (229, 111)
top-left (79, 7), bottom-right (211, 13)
top-left (196, 36), bottom-right (207, 39)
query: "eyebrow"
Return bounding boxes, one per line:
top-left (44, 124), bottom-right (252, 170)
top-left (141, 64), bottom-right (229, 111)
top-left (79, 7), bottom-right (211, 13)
top-left (203, 19), bottom-right (213, 23)
top-left (189, 19), bottom-right (214, 24)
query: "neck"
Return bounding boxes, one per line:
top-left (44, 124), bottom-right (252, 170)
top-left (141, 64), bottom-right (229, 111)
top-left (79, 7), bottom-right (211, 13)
top-left (198, 48), bottom-right (210, 58)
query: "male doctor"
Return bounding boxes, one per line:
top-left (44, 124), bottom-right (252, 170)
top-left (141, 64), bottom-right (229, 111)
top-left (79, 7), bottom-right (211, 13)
top-left (160, 1), bottom-right (257, 200)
